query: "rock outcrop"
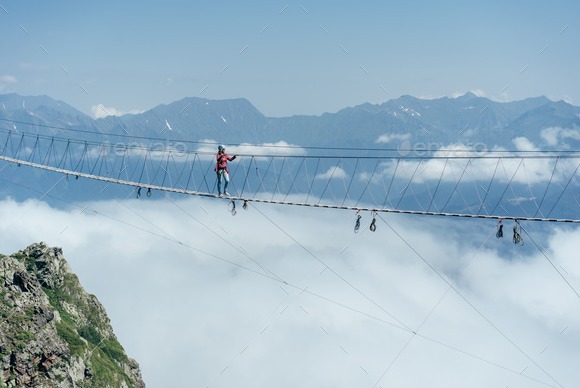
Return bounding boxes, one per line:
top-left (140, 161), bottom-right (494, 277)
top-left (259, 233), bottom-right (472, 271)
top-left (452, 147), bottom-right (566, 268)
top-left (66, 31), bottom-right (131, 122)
top-left (0, 242), bottom-right (145, 387)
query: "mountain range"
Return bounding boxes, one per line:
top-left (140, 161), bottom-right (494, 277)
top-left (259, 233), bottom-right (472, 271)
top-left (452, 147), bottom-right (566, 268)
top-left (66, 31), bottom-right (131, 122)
top-left (1, 92), bottom-right (580, 151)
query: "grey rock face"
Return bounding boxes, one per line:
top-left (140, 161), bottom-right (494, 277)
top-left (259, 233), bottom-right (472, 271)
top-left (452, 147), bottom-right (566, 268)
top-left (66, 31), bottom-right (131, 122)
top-left (1, 242), bottom-right (145, 387)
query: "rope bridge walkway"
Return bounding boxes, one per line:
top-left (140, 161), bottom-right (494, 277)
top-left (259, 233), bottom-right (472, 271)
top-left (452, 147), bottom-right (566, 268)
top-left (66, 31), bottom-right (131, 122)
top-left (1, 127), bottom-right (580, 223)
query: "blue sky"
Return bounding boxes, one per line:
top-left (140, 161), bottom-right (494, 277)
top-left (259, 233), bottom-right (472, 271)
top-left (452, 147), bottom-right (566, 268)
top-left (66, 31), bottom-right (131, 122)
top-left (1, 1), bottom-right (579, 117)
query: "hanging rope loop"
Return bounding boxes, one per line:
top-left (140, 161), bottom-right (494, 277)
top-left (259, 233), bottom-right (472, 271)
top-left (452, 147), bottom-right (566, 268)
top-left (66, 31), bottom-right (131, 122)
top-left (496, 219), bottom-right (504, 238)
top-left (370, 211), bottom-right (377, 232)
top-left (513, 220), bottom-right (524, 245)
top-left (137, 187), bottom-right (142, 198)
top-left (354, 211), bottom-right (362, 233)
top-left (229, 200), bottom-right (237, 216)
top-left (147, 188), bottom-right (152, 197)
top-left (242, 200), bottom-right (248, 210)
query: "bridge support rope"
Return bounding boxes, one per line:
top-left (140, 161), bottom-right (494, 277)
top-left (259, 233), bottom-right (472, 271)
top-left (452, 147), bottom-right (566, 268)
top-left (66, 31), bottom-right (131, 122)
top-left (2, 154), bottom-right (579, 223)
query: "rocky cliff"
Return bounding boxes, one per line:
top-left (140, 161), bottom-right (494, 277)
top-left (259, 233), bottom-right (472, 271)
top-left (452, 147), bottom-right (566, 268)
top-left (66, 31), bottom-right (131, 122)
top-left (0, 242), bottom-right (145, 387)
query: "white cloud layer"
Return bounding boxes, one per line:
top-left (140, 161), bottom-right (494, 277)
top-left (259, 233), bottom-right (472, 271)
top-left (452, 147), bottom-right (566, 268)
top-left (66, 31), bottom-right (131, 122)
top-left (236, 141), bottom-right (307, 157)
top-left (512, 136), bottom-right (540, 152)
top-left (316, 166), bottom-right (347, 180)
top-left (90, 104), bottom-right (144, 119)
top-left (195, 140), bottom-right (307, 162)
top-left (382, 139), bottom-right (579, 186)
top-left (0, 75), bottom-right (17, 91)
top-left (375, 133), bottom-right (411, 144)
top-left (541, 127), bottom-right (580, 147)
top-left (0, 196), bottom-right (579, 388)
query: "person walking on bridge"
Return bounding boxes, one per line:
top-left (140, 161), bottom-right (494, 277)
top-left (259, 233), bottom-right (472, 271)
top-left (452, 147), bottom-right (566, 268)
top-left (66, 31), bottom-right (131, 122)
top-left (215, 145), bottom-right (237, 196)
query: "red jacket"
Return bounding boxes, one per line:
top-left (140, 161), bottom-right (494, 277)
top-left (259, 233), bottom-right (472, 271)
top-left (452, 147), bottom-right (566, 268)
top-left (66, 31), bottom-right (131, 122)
top-left (215, 152), bottom-right (236, 172)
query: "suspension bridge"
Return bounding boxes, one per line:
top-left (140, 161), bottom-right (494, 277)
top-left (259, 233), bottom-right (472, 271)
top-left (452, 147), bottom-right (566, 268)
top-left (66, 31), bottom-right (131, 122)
top-left (1, 125), bottom-right (579, 223)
